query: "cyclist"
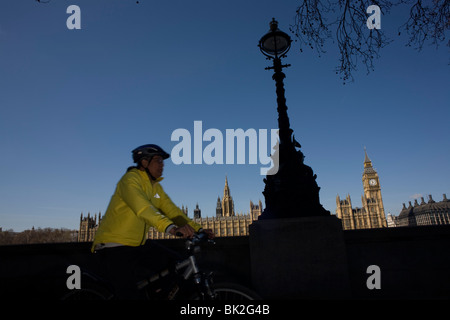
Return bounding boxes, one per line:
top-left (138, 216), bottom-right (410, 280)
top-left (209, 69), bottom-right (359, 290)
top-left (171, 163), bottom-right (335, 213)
top-left (92, 144), bottom-right (214, 299)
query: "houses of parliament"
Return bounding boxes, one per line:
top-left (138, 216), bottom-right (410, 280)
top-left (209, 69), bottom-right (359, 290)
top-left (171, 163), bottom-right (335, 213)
top-left (78, 148), bottom-right (450, 241)
top-left (78, 150), bottom-right (388, 242)
top-left (78, 177), bottom-right (263, 242)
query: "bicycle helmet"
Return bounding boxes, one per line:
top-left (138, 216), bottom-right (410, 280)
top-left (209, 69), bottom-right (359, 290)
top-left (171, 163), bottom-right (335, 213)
top-left (132, 144), bottom-right (170, 163)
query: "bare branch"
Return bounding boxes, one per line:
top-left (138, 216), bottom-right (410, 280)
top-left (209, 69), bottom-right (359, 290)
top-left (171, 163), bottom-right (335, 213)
top-left (290, 0), bottom-right (449, 83)
top-left (399, 0), bottom-right (450, 50)
top-left (289, 0), bottom-right (333, 56)
top-left (335, 0), bottom-right (393, 83)
top-left (290, 0), bottom-right (394, 84)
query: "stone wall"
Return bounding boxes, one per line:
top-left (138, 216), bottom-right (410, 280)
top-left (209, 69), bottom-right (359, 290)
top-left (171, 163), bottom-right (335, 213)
top-left (1, 222), bottom-right (450, 299)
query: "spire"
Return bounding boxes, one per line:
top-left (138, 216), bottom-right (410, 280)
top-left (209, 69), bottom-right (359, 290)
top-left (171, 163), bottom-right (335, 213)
top-left (363, 147), bottom-right (376, 173)
top-left (364, 147), bottom-right (371, 163)
top-left (193, 203), bottom-right (201, 219)
top-left (224, 176), bottom-right (230, 197)
top-left (216, 196), bottom-right (223, 217)
top-left (216, 197), bottom-right (222, 209)
top-left (222, 175), bottom-right (234, 217)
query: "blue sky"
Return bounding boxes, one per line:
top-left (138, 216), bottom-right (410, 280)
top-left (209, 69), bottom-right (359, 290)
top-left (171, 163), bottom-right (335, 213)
top-left (0, 0), bottom-right (448, 232)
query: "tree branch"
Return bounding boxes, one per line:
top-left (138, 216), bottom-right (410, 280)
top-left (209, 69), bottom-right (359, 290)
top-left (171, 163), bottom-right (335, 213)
top-left (290, 0), bottom-right (448, 83)
top-left (399, 0), bottom-right (450, 50)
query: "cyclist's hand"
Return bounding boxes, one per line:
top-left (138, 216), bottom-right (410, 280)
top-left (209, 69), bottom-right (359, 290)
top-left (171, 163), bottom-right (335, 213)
top-left (171, 224), bottom-right (196, 238)
top-left (201, 229), bottom-right (215, 239)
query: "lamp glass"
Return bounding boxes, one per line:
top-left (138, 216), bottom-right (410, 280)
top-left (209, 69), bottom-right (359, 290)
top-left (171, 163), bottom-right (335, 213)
top-left (260, 31), bottom-right (290, 56)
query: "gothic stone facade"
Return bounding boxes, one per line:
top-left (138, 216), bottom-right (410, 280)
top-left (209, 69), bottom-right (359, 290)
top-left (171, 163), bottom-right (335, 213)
top-left (336, 150), bottom-right (387, 230)
top-left (148, 177), bottom-right (262, 239)
top-left (78, 212), bottom-right (102, 242)
top-left (78, 177), bottom-right (262, 242)
top-left (388, 194), bottom-right (450, 227)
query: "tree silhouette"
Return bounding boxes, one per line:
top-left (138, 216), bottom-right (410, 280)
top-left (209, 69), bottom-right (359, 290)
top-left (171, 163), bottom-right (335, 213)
top-left (290, 0), bottom-right (449, 83)
top-left (0, 227), bottom-right (77, 245)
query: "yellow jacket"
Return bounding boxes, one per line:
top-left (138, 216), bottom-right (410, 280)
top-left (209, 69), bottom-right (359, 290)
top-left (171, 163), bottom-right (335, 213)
top-left (92, 168), bottom-right (202, 251)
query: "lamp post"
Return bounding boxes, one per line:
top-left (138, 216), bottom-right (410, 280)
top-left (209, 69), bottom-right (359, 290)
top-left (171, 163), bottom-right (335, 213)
top-left (258, 18), bottom-right (329, 219)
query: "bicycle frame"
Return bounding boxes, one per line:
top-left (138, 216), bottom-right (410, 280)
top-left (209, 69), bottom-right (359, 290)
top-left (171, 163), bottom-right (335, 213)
top-left (136, 233), bottom-right (216, 299)
top-left (176, 256), bottom-right (199, 280)
top-left (62, 232), bottom-right (260, 300)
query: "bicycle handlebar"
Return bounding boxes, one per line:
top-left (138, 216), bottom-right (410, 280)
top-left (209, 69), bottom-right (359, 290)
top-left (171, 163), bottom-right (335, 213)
top-left (175, 231), bottom-right (212, 242)
top-left (175, 231), bottom-right (215, 253)
top-left (191, 231), bottom-right (215, 245)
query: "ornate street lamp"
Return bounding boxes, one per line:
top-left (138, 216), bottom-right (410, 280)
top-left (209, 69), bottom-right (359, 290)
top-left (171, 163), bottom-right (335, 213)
top-left (258, 19), bottom-right (329, 219)
top-left (259, 18), bottom-right (292, 60)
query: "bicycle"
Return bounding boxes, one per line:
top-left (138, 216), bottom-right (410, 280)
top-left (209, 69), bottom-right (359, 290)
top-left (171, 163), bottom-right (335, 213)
top-left (61, 232), bottom-right (261, 300)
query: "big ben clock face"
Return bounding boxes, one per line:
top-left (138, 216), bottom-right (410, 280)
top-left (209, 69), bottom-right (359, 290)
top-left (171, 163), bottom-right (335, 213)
top-left (369, 179), bottom-right (377, 186)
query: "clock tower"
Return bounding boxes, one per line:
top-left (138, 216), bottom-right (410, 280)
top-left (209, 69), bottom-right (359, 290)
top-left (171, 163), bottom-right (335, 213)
top-left (336, 149), bottom-right (387, 229)
top-left (361, 148), bottom-right (387, 228)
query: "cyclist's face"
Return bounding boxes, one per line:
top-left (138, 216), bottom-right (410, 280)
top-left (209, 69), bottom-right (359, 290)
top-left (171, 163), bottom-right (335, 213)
top-left (147, 155), bottom-right (164, 179)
